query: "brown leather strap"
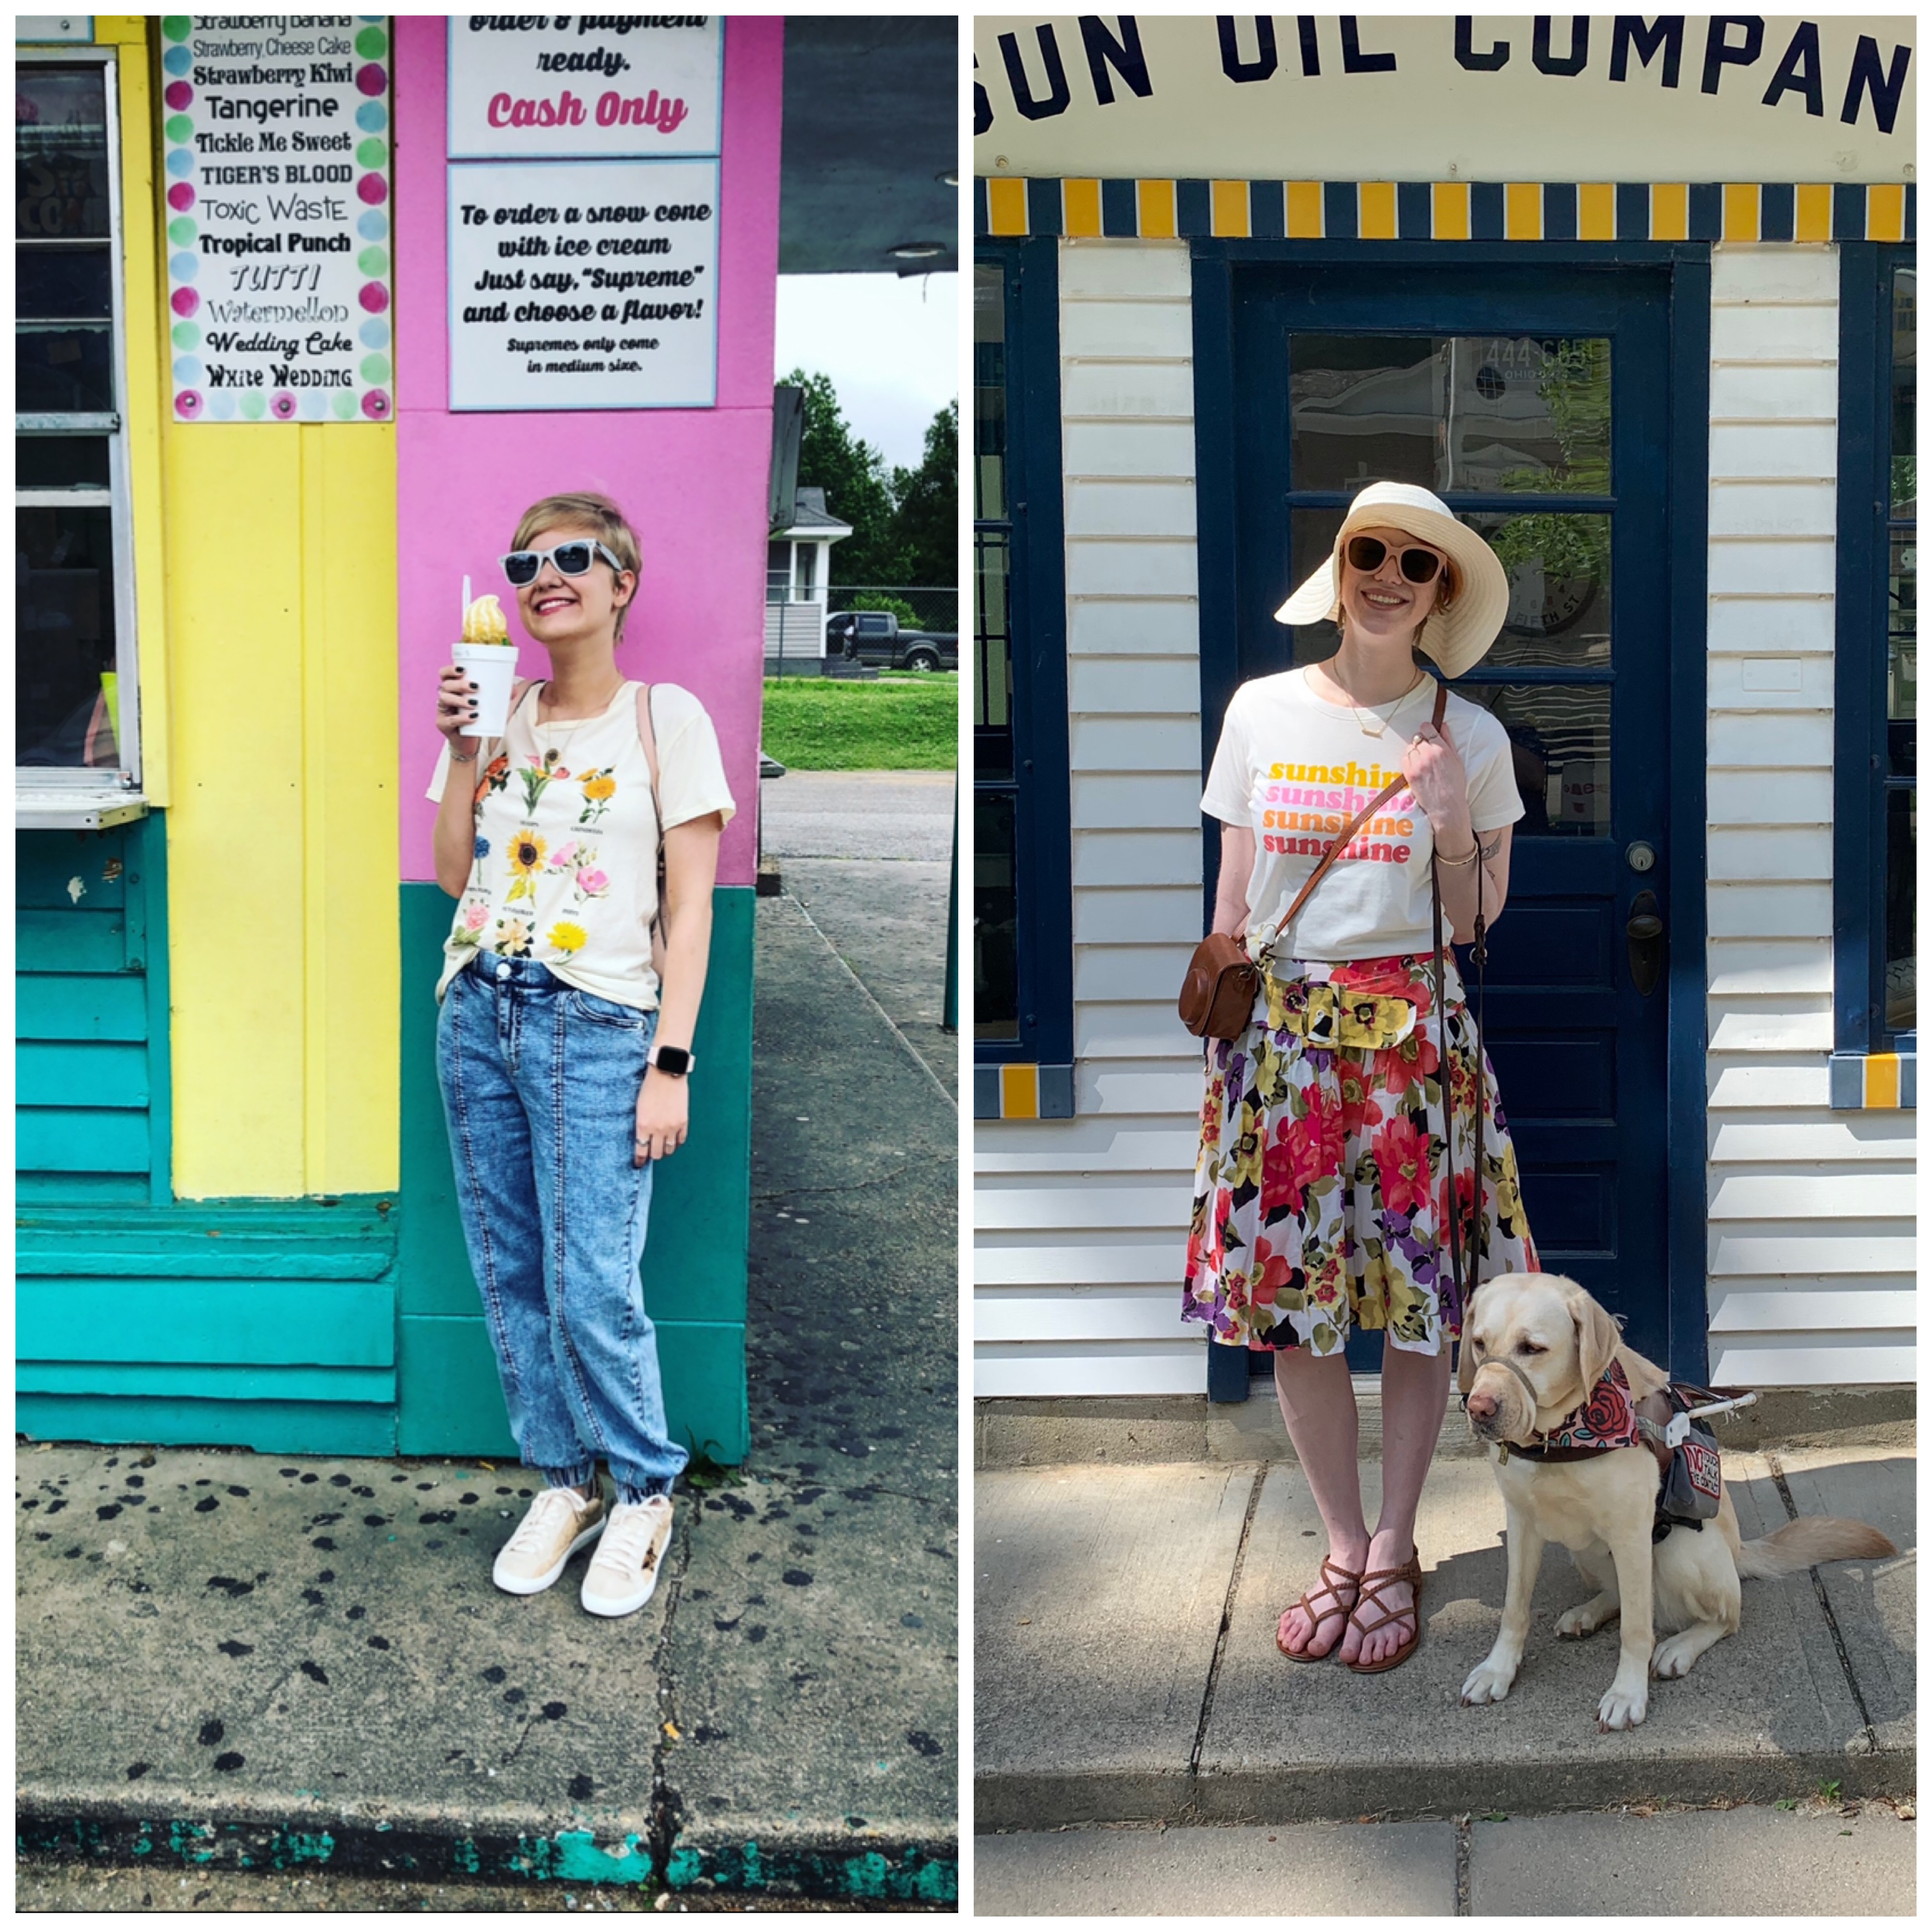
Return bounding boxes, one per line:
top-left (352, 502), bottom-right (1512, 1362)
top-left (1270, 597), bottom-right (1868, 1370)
top-left (1260, 679), bottom-right (1446, 960)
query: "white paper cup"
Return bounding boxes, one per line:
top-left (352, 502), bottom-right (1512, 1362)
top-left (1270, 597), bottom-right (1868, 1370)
top-left (453, 641), bottom-right (518, 736)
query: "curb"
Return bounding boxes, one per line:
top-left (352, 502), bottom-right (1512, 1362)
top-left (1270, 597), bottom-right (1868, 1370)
top-left (974, 1744), bottom-right (1916, 1833)
top-left (16, 1795), bottom-right (959, 1904)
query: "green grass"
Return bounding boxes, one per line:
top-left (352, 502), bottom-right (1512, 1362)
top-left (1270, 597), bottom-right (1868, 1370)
top-left (761, 672), bottom-right (957, 771)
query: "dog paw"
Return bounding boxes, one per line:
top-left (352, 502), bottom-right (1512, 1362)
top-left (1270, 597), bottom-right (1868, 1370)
top-left (1556, 1605), bottom-right (1603, 1639)
top-left (1460, 1658), bottom-right (1517, 1706)
top-left (1596, 1683), bottom-right (1648, 1731)
top-left (1651, 1633), bottom-right (1699, 1680)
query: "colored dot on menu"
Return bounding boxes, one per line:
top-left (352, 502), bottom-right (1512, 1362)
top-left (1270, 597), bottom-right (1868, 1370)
top-left (165, 81), bottom-right (193, 110)
top-left (357, 173), bottom-right (388, 206)
top-left (361, 390), bottom-right (392, 420)
top-left (358, 282), bottom-right (389, 313)
top-left (355, 64), bottom-right (387, 98)
top-left (168, 183), bottom-right (196, 211)
top-left (171, 287), bottom-right (199, 316)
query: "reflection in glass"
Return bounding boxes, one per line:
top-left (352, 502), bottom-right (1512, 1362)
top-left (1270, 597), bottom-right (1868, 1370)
top-left (1891, 530), bottom-right (1917, 773)
top-left (977, 530), bottom-right (1012, 744)
top-left (15, 67), bottom-right (111, 240)
top-left (1457, 683), bottom-right (1611, 837)
top-left (976, 791), bottom-right (1020, 1042)
top-left (1892, 268), bottom-right (1915, 518)
top-left (1284, 508), bottom-right (1611, 671)
top-left (17, 503), bottom-right (119, 767)
top-left (975, 264), bottom-right (1007, 522)
top-left (1886, 788), bottom-right (1915, 1031)
top-left (1290, 335), bottom-right (1611, 496)
top-left (17, 324), bottom-right (114, 413)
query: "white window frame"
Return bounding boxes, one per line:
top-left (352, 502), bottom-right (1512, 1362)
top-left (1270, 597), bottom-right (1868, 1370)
top-left (16, 43), bottom-right (146, 827)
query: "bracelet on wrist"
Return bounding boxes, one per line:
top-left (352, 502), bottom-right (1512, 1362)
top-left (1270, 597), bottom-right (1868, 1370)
top-left (449, 746), bottom-right (478, 765)
top-left (1435, 840), bottom-right (1481, 868)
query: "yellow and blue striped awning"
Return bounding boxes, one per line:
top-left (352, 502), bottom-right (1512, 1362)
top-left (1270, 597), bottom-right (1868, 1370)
top-left (976, 177), bottom-right (1914, 244)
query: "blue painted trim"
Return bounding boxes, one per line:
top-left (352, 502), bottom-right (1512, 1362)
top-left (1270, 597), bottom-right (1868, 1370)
top-left (1663, 247), bottom-right (1712, 1387)
top-left (972, 1066), bottom-right (1000, 1119)
top-left (1025, 174), bottom-right (1061, 237)
top-left (1037, 1064), bottom-right (1075, 1117)
top-left (1829, 1053), bottom-right (1867, 1110)
top-left (976, 237), bottom-right (1074, 1072)
top-left (1832, 242), bottom-right (1913, 1056)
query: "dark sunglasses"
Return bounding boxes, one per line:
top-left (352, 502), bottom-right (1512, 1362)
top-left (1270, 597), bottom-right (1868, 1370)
top-left (499, 539), bottom-right (628, 587)
top-left (1345, 535), bottom-right (1445, 585)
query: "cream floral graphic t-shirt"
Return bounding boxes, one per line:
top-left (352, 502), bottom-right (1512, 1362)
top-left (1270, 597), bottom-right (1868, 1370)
top-left (1201, 667), bottom-right (1523, 963)
top-left (427, 680), bottom-right (736, 1009)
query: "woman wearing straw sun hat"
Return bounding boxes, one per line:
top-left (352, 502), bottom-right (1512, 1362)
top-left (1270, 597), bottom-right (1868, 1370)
top-left (1182, 480), bottom-right (1539, 1674)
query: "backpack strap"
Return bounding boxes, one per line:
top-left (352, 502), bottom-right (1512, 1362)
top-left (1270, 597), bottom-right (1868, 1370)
top-left (635, 683), bottom-right (668, 975)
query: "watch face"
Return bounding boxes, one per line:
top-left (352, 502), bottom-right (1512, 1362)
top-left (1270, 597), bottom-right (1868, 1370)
top-left (653, 1045), bottom-right (691, 1076)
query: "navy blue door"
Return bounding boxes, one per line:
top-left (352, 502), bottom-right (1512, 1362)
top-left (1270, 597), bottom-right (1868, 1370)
top-left (1219, 263), bottom-right (1675, 1366)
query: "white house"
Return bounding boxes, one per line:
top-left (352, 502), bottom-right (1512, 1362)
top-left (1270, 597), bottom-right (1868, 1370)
top-left (767, 484), bottom-right (852, 669)
top-left (972, 14), bottom-right (1915, 1402)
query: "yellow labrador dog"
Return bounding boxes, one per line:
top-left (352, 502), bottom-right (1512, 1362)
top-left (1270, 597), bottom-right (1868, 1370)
top-left (1458, 1272), bottom-right (1895, 1732)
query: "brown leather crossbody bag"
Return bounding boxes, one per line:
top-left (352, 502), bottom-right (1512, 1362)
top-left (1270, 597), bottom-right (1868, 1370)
top-left (1179, 681), bottom-right (1448, 1041)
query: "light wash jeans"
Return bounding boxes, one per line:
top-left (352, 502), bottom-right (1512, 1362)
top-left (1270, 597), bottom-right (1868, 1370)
top-left (436, 951), bottom-right (688, 1502)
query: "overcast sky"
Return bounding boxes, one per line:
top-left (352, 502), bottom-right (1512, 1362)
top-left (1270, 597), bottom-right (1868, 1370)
top-left (775, 271), bottom-right (959, 474)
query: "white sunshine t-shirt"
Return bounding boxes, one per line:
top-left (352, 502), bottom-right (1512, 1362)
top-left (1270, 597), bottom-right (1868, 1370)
top-left (1200, 667), bottom-right (1524, 962)
top-left (427, 680), bottom-right (736, 1008)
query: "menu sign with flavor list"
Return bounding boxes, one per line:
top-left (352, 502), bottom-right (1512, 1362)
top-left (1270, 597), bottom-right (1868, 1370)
top-left (160, 14), bottom-right (394, 422)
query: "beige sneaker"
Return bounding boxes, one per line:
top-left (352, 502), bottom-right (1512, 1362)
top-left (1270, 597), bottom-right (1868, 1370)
top-left (492, 1486), bottom-right (606, 1595)
top-left (580, 1495), bottom-right (675, 1617)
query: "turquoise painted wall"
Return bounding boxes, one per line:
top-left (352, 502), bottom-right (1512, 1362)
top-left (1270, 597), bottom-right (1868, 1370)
top-left (397, 885), bottom-right (754, 1463)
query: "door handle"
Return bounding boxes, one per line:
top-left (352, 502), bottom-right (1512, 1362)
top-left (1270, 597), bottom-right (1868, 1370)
top-left (1626, 889), bottom-right (1664, 998)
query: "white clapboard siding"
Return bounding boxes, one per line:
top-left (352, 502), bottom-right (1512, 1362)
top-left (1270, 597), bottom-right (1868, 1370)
top-left (974, 242), bottom-right (1208, 1397)
top-left (1701, 244), bottom-right (1912, 1385)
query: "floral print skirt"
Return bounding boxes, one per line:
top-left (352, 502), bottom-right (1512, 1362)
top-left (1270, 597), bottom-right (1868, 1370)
top-left (1182, 954), bottom-right (1538, 1358)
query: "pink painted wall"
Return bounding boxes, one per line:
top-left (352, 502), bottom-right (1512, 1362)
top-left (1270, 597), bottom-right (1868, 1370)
top-left (393, 17), bottom-right (780, 885)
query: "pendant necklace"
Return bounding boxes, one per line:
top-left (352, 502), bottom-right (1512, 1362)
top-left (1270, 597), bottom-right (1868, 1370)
top-left (1332, 665), bottom-right (1425, 739)
top-left (538, 676), bottom-right (626, 762)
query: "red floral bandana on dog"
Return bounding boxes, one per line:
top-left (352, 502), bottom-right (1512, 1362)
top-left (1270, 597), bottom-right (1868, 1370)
top-left (1541, 1357), bottom-right (1639, 1450)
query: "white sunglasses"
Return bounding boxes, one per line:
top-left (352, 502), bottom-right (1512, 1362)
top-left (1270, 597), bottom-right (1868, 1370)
top-left (499, 540), bottom-right (630, 587)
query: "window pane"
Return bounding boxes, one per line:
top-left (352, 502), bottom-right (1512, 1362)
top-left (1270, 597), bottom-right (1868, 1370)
top-left (16, 434), bottom-right (110, 487)
top-left (975, 790), bottom-right (1020, 1042)
top-left (974, 264), bottom-right (1007, 520)
top-left (16, 66), bottom-right (111, 240)
top-left (16, 243), bottom-right (112, 318)
top-left (17, 503), bottom-right (119, 768)
top-left (1285, 507), bottom-right (1611, 670)
top-left (1290, 335), bottom-right (1611, 496)
top-left (766, 540), bottom-right (789, 603)
top-left (18, 323), bottom-right (114, 413)
top-left (1885, 786), bottom-right (1915, 1032)
top-left (1458, 683), bottom-right (1613, 837)
top-left (1892, 268), bottom-right (1915, 518)
top-left (794, 543), bottom-right (815, 602)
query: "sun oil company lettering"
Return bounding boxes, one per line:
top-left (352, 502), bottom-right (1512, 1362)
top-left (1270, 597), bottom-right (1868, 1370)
top-left (449, 16), bottom-right (722, 159)
top-left (446, 158), bottom-right (719, 410)
top-left (160, 15), bottom-right (394, 422)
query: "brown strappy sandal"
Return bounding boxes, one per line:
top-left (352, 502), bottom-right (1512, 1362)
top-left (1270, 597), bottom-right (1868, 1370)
top-left (1276, 1556), bottom-right (1363, 1663)
top-left (1344, 1553), bottom-right (1425, 1674)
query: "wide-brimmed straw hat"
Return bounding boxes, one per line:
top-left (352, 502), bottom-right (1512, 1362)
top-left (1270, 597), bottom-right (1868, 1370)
top-left (1274, 481), bottom-right (1511, 679)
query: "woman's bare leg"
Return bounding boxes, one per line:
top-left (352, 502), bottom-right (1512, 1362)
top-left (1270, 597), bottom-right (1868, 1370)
top-left (1340, 1336), bottom-right (1452, 1666)
top-left (1272, 1347), bottom-right (1369, 1657)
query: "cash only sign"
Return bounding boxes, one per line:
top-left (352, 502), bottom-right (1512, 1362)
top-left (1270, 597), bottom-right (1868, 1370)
top-left (162, 16), bottom-right (396, 423)
top-left (446, 16), bottom-right (724, 411)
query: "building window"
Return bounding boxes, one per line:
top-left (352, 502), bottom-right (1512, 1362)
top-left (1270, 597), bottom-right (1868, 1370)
top-left (16, 52), bottom-right (141, 789)
top-left (1833, 245), bottom-right (1915, 1103)
top-left (974, 240), bottom-right (1073, 1116)
top-left (766, 540), bottom-right (792, 603)
top-left (794, 540), bottom-right (816, 604)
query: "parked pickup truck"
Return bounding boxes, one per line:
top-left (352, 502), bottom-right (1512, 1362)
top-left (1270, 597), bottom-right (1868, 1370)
top-left (825, 610), bottom-right (958, 672)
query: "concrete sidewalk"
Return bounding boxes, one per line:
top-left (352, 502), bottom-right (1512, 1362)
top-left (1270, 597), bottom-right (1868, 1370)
top-left (17, 776), bottom-right (959, 1906)
top-left (975, 1801), bottom-right (1917, 1916)
top-left (976, 1440), bottom-right (1914, 1839)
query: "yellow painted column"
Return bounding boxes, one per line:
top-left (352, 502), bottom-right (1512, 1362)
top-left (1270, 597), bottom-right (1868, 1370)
top-left (109, 15), bottom-right (401, 1199)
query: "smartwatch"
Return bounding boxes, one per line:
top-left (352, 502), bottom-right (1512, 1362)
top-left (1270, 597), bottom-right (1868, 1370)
top-left (648, 1042), bottom-right (693, 1078)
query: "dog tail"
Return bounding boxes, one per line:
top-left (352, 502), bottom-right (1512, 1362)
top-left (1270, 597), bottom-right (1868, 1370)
top-left (1736, 1516), bottom-right (1897, 1580)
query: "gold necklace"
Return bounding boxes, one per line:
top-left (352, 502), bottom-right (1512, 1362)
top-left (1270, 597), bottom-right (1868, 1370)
top-left (1327, 665), bottom-right (1425, 739)
top-left (538, 675), bottom-right (625, 755)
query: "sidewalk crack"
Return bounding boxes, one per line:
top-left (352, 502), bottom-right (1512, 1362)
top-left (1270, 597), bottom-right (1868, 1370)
top-left (1189, 1463), bottom-right (1266, 1784)
top-left (646, 1512), bottom-right (694, 1880)
top-left (1454, 1814), bottom-right (1472, 1914)
top-left (1766, 1451), bottom-right (1878, 1755)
